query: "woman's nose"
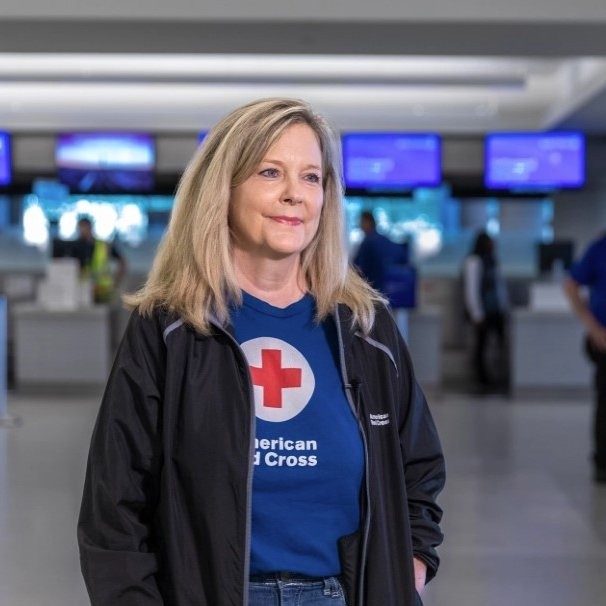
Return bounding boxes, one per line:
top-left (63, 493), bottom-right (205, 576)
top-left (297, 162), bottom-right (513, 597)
top-left (280, 176), bottom-right (304, 205)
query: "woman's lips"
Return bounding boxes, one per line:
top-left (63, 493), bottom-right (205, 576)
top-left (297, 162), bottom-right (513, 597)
top-left (269, 216), bottom-right (303, 226)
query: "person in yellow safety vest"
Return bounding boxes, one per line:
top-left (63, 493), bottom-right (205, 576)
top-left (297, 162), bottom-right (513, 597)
top-left (73, 217), bottom-right (127, 304)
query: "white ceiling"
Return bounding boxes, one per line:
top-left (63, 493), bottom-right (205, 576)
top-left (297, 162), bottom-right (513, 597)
top-left (2, 0), bottom-right (606, 23)
top-left (0, 54), bottom-right (605, 133)
top-left (0, 2), bottom-right (606, 135)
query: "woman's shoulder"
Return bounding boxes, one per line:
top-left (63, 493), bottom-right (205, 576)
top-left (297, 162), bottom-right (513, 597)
top-left (360, 301), bottom-right (399, 346)
top-left (126, 305), bottom-right (184, 342)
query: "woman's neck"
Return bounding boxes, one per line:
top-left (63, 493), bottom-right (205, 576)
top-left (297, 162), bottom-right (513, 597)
top-left (232, 248), bottom-right (307, 308)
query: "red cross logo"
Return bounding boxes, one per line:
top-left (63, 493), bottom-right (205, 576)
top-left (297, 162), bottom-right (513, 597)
top-left (250, 349), bottom-right (302, 408)
top-left (241, 337), bottom-right (315, 422)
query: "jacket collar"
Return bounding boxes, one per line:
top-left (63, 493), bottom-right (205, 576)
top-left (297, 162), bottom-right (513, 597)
top-left (333, 303), bottom-right (354, 347)
top-left (333, 303), bottom-right (356, 379)
top-left (208, 301), bottom-right (356, 346)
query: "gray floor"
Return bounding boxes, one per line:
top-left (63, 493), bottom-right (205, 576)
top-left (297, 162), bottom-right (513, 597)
top-left (1, 390), bottom-right (605, 605)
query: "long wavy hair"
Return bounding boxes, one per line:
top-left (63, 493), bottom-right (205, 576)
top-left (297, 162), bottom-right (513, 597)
top-left (125, 97), bottom-right (384, 334)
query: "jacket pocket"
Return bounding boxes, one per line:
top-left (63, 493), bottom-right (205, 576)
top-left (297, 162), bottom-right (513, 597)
top-left (337, 529), bottom-right (362, 606)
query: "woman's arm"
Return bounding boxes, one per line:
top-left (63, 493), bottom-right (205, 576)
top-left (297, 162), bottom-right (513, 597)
top-left (399, 374), bottom-right (445, 585)
top-left (78, 311), bottom-right (166, 605)
top-left (564, 276), bottom-right (606, 350)
top-left (388, 315), bottom-right (445, 586)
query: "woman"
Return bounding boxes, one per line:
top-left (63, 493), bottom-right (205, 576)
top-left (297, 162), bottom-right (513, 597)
top-left (78, 98), bottom-right (445, 606)
top-left (463, 231), bottom-right (508, 390)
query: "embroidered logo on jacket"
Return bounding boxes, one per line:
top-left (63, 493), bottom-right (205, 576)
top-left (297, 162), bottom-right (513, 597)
top-left (369, 413), bottom-right (390, 426)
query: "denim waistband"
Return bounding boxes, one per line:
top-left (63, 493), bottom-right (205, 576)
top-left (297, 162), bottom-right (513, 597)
top-left (250, 571), bottom-right (330, 583)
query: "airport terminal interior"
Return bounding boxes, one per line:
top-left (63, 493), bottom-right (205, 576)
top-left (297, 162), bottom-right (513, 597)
top-left (1, 3), bottom-right (606, 605)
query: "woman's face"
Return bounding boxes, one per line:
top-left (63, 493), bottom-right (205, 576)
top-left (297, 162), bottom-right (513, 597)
top-left (229, 123), bottom-right (324, 262)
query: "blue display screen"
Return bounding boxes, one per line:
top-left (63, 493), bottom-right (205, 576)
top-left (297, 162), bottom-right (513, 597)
top-left (56, 132), bottom-right (156, 193)
top-left (485, 132), bottom-right (585, 190)
top-left (0, 132), bottom-right (11, 187)
top-left (342, 133), bottom-right (441, 189)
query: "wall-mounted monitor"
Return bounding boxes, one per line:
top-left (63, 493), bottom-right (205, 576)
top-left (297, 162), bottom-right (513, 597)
top-left (485, 132), bottom-right (585, 191)
top-left (342, 133), bottom-right (442, 190)
top-left (56, 132), bottom-right (156, 193)
top-left (0, 132), bottom-right (11, 187)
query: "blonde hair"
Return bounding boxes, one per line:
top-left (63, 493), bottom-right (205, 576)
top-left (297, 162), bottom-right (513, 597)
top-left (125, 98), bottom-right (385, 334)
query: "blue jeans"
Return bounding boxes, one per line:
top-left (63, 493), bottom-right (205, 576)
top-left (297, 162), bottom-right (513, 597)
top-left (248, 574), bottom-right (347, 606)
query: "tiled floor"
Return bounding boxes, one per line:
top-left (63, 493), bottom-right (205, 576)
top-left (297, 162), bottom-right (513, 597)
top-left (422, 394), bottom-right (606, 606)
top-left (1, 390), bottom-right (605, 605)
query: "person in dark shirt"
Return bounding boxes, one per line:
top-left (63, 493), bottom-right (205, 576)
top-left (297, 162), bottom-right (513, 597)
top-left (354, 211), bottom-right (406, 295)
top-left (72, 217), bottom-right (127, 303)
top-left (564, 232), bottom-right (606, 483)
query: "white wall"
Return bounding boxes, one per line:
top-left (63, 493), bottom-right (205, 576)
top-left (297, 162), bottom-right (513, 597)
top-left (552, 140), bottom-right (606, 253)
top-left (553, 188), bottom-right (606, 254)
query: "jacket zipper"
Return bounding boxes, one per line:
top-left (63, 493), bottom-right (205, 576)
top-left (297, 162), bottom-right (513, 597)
top-left (334, 308), bottom-right (371, 606)
top-left (211, 321), bottom-right (256, 606)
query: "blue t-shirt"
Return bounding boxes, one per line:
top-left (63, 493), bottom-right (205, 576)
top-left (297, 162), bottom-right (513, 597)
top-left (231, 291), bottom-right (364, 577)
top-left (570, 235), bottom-right (606, 327)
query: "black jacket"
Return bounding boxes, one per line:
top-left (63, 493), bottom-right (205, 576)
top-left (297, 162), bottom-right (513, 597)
top-left (78, 303), bottom-right (445, 606)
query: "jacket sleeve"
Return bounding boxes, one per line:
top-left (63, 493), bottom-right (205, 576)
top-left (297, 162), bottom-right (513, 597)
top-left (389, 312), bottom-right (445, 582)
top-left (77, 310), bottom-right (166, 605)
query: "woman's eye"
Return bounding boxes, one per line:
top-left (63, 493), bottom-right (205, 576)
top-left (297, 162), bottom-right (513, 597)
top-left (305, 173), bottom-right (321, 184)
top-left (260, 168), bottom-right (279, 177)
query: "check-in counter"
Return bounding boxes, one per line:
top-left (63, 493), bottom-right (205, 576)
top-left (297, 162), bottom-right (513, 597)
top-left (396, 306), bottom-right (442, 392)
top-left (13, 304), bottom-right (111, 387)
top-left (11, 301), bottom-right (442, 391)
top-left (510, 308), bottom-right (592, 395)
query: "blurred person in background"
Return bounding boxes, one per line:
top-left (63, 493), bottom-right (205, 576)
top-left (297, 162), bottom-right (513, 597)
top-left (77, 98), bottom-right (445, 606)
top-left (564, 232), bottom-right (606, 483)
top-left (463, 231), bottom-right (509, 392)
top-left (354, 210), bottom-right (407, 297)
top-left (71, 216), bottom-right (127, 303)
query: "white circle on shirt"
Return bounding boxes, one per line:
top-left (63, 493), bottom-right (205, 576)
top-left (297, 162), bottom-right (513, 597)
top-left (240, 337), bottom-right (315, 422)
